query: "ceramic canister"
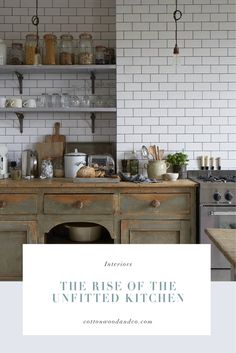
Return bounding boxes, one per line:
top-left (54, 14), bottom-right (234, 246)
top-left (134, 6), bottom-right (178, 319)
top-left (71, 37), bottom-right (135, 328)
top-left (146, 160), bottom-right (170, 179)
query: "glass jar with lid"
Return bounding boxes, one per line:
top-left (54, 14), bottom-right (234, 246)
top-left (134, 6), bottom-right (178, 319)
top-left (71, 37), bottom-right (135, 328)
top-left (43, 34), bottom-right (57, 65)
top-left (78, 32), bottom-right (93, 65)
top-left (10, 43), bottom-right (24, 65)
top-left (95, 45), bottom-right (106, 65)
top-left (59, 34), bottom-right (74, 65)
top-left (25, 34), bottom-right (38, 65)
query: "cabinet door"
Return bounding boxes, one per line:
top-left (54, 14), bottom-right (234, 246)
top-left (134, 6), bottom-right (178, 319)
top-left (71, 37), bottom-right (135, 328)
top-left (0, 221), bottom-right (38, 281)
top-left (121, 220), bottom-right (191, 244)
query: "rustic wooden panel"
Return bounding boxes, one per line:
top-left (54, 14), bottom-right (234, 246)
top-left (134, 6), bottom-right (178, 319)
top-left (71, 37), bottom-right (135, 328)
top-left (0, 194), bottom-right (37, 214)
top-left (0, 221), bottom-right (38, 280)
top-left (44, 194), bottom-right (115, 215)
top-left (0, 231), bottom-right (25, 277)
top-left (121, 220), bottom-right (191, 244)
top-left (120, 193), bottom-right (190, 217)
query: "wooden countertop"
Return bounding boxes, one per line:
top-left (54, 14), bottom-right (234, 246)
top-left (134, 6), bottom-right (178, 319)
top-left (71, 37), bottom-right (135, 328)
top-left (205, 228), bottom-right (236, 267)
top-left (0, 178), bottom-right (198, 189)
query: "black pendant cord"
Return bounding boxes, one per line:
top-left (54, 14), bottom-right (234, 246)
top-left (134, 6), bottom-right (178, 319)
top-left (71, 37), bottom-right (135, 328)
top-left (31, 0), bottom-right (39, 51)
top-left (173, 0), bottom-right (182, 54)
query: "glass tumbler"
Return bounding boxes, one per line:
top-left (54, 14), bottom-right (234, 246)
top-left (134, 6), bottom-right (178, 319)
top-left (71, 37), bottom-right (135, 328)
top-left (61, 93), bottom-right (70, 108)
top-left (52, 93), bottom-right (61, 108)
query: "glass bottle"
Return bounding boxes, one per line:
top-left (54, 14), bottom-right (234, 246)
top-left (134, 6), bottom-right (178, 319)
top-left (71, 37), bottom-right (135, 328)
top-left (0, 39), bottom-right (7, 65)
top-left (43, 34), bottom-right (57, 65)
top-left (95, 45), bottom-right (106, 65)
top-left (129, 151), bottom-right (139, 176)
top-left (59, 34), bottom-right (74, 65)
top-left (10, 43), bottom-right (24, 65)
top-left (79, 32), bottom-right (93, 65)
top-left (25, 34), bottom-right (38, 65)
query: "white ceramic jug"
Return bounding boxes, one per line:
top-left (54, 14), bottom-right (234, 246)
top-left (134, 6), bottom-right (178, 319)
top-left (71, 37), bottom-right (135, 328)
top-left (146, 160), bottom-right (170, 179)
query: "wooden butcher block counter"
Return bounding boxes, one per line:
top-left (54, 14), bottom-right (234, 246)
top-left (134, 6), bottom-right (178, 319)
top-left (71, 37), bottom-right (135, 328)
top-left (0, 178), bottom-right (197, 280)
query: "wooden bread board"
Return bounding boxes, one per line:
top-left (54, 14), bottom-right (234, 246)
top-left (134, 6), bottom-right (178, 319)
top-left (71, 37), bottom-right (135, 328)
top-left (45, 122), bottom-right (66, 144)
top-left (36, 141), bottom-right (64, 172)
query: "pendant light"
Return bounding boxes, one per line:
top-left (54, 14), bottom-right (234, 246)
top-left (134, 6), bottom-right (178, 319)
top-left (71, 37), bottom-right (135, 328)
top-left (31, 0), bottom-right (41, 64)
top-left (173, 0), bottom-right (182, 56)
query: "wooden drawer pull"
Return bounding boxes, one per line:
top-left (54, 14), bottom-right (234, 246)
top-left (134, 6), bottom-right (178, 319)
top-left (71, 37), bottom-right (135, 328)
top-left (150, 200), bottom-right (161, 208)
top-left (0, 200), bottom-right (7, 209)
top-left (74, 201), bottom-right (84, 209)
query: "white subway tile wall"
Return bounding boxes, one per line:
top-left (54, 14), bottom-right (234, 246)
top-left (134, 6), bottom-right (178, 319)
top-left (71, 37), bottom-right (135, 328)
top-left (116, 0), bottom-right (236, 171)
top-left (0, 0), bottom-right (116, 161)
top-left (0, 0), bottom-right (235, 171)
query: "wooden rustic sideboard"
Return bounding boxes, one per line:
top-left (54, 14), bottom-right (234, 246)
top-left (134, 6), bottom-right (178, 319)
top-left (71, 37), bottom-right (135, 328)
top-left (0, 179), bottom-right (197, 280)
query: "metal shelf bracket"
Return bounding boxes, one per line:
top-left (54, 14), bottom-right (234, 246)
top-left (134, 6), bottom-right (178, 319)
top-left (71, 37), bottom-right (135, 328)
top-left (14, 71), bottom-right (24, 94)
top-left (90, 112), bottom-right (96, 133)
top-left (90, 71), bottom-right (95, 94)
top-left (15, 112), bottom-right (24, 133)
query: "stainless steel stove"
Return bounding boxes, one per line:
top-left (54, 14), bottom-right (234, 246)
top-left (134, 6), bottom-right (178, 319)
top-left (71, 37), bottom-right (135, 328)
top-left (188, 170), bottom-right (236, 281)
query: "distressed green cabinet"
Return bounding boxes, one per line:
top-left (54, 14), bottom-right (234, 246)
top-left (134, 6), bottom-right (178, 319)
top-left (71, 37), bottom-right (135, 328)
top-left (121, 220), bottom-right (191, 244)
top-left (0, 221), bottom-right (38, 280)
top-left (0, 180), bottom-right (197, 280)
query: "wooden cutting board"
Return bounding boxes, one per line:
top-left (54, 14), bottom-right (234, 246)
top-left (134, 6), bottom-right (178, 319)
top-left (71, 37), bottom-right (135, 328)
top-left (36, 141), bottom-right (65, 173)
top-left (45, 122), bottom-right (66, 144)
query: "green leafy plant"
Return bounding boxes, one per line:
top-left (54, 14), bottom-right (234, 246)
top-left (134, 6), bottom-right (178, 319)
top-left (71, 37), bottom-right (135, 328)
top-left (166, 152), bottom-right (189, 166)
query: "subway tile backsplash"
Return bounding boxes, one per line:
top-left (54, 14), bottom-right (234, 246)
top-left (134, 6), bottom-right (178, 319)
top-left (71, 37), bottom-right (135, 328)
top-left (0, 0), bottom-right (235, 171)
top-left (116, 0), bottom-right (236, 170)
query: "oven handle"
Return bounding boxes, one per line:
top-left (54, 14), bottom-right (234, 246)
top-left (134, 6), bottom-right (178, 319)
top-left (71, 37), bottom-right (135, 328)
top-left (209, 211), bottom-right (236, 216)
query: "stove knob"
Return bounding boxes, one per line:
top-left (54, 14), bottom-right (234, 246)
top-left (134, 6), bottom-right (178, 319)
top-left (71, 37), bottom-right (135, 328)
top-left (225, 191), bottom-right (233, 202)
top-left (213, 192), bottom-right (221, 202)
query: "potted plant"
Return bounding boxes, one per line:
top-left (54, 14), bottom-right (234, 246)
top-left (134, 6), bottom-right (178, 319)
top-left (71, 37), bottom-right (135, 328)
top-left (166, 152), bottom-right (189, 179)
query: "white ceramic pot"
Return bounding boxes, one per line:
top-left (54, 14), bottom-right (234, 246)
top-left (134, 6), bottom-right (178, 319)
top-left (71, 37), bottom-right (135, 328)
top-left (145, 160), bottom-right (170, 179)
top-left (64, 149), bottom-right (87, 178)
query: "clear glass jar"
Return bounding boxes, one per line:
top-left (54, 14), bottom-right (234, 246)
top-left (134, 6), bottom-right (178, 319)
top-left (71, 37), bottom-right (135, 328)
top-left (59, 34), bottom-right (74, 65)
top-left (95, 45), bottom-right (106, 65)
top-left (43, 34), bottom-right (57, 65)
top-left (79, 32), bottom-right (93, 65)
top-left (25, 34), bottom-right (38, 65)
top-left (10, 43), bottom-right (24, 65)
top-left (0, 39), bottom-right (7, 65)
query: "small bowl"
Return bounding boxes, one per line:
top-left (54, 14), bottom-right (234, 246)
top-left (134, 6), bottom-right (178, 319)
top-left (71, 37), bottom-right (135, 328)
top-left (65, 222), bottom-right (102, 242)
top-left (163, 173), bottom-right (179, 181)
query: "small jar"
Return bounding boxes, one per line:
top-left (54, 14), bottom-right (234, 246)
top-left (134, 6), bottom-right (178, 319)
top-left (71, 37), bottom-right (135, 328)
top-left (95, 45), bottom-right (106, 65)
top-left (10, 43), bottom-right (24, 65)
top-left (59, 34), bottom-right (74, 65)
top-left (79, 32), bottom-right (93, 65)
top-left (40, 159), bottom-right (53, 178)
top-left (0, 39), bottom-right (7, 65)
top-left (43, 34), bottom-right (57, 65)
top-left (25, 34), bottom-right (38, 65)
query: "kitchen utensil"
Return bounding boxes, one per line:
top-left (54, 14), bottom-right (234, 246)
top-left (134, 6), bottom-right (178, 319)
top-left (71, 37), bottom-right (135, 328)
top-left (45, 122), bottom-right (66, 144)
top-left (156, 145), bottom-right (159, 160)
top-left (141, 145), bottom-right (150, 159)
top-left (64, 149), bottom-right (87, 178)
top-left (148, 145), bottom-right (157, 160)
top-left (21, 149), bottom-right (38, 178)
top-left (159, 149), bottom-right (164, 160)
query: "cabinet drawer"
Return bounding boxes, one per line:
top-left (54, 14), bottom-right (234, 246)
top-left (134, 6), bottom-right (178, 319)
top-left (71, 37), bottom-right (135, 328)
top-left (0, 194), bottom-right (37, 214)
top-left (44, 194), bottom-right (115, 215)
top-left (120, 193), bottom-right (190, 217)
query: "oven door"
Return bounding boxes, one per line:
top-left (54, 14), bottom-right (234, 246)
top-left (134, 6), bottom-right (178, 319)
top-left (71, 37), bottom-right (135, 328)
top-left (200, 205), bottom-right (236, 269)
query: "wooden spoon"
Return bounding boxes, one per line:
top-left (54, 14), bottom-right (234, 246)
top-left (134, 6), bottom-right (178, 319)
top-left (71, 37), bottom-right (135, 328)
top-left (148, 146), bottom-right (156, 160)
